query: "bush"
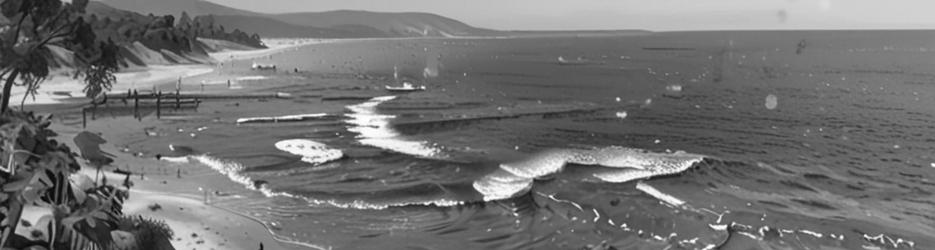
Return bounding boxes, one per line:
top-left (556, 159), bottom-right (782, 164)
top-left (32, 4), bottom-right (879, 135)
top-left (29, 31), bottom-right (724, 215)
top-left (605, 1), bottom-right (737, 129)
top-left (116, 215), bottom-right (174, 250)
top-left (0, 111), bottom-right (127, 249)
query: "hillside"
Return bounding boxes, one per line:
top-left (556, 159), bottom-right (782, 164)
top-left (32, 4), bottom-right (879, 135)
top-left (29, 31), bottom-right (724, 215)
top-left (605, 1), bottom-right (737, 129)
top-left (94, 0), bottom-right (502, 38)
top-left (273, 10), bottom-right (499, 37)
top-left (99, 0), bottom-right (260, 17)
top-left (79, 2), bottom-right (266, 68)
top-left (207, 15), bottom-right (386, 38)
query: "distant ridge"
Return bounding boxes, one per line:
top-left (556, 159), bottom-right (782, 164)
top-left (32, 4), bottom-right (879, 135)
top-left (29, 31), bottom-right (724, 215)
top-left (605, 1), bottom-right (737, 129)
top-left (95, 0), bottom-right (501, 38)
top-left (206, 15), bottom-right (383, 38)
top-left (272, 10), bottom-right (501, 37)
top-left (98, 0), bottom-right (261, 17)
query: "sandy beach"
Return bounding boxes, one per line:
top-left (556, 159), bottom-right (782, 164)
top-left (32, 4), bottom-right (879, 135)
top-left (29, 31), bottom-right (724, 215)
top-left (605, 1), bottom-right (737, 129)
top-left (39, 109), bottom-right (315, 250)
top-left (14, 116), bottom-right (302, 250)
top-left (10, 38), bottom-right (320, 107)
top-left (18, 39), bottom-right (325, 250)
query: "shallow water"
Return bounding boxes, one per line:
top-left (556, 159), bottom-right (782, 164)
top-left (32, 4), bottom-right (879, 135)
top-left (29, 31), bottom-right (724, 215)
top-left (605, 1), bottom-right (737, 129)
top-left (137, 31), bottom-right (935, 249)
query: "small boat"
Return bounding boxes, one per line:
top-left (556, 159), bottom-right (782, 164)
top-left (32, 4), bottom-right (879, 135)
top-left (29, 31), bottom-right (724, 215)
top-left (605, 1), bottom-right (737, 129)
top-left (557, 56), bottom-right (589, 66)
top-left (385, 82), bottom-right (426, 92)
top-left (251, 62), bottom-right (277, 71)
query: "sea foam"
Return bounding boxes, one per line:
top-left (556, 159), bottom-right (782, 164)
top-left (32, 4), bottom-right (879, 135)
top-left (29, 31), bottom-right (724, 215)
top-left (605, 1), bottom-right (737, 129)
top-left (274, 139), bottom-right (344, 165)
top-left (236, 113), bottom-right (328, 124)
top-left (189, 154), bottom-right (466, 210)
top-left (472, 169), bottom-right (535, 202)
top-left (344, 96), bottom-right (443, 158)
top-left (473, 146), bottom-right (706, 201)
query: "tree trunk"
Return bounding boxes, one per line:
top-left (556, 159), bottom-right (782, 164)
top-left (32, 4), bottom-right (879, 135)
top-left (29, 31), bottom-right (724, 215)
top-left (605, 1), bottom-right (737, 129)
top-left (0, 194), bottom-right (24, 248)
top-left (1, 70), bottom-right (20, 114)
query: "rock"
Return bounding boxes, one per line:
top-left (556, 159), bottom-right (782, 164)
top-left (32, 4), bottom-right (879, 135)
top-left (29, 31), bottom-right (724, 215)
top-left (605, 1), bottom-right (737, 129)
top-left (147, 203), bottom-right (162, 211)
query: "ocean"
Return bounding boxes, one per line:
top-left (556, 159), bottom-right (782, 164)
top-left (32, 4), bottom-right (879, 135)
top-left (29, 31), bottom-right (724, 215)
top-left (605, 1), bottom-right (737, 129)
top-left (134, 31), bottom-right (935, 249)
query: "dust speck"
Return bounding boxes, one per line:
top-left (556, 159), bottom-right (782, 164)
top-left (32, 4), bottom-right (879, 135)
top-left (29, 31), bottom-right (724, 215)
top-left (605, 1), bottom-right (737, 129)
top-left (765, 94), bottom-right (778, 110)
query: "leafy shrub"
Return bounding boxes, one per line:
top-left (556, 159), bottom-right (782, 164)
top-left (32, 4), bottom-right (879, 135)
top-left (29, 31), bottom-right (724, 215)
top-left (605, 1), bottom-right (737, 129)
top-left (116, 215), bottom-right (174, 250)
top-left (0, 111), bottom-right (127, 249)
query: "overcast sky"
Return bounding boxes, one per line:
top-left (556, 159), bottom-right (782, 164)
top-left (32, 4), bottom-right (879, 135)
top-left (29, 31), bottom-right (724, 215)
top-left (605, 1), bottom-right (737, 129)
top-left (208, 0), bottom-right (935, 31)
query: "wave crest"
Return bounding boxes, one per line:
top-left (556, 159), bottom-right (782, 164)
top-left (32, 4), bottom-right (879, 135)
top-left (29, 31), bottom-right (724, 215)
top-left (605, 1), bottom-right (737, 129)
top-left (474, 146), bottom-right (706, 201)
top-left (345, 96), bottom-right (445, 158)
top-left (190, 154), bottom-right (468, 210)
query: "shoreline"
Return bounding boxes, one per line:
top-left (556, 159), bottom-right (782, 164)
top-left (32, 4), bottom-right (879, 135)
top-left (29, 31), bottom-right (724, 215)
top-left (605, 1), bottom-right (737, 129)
top-left (208, 198), bottom-right (330, 250)
top-left (38, 115), bottom-right (312, 250)
top-left (17, 38), bottom-right (329, 250)
top-left (11, 38), bottom-right (320, 107)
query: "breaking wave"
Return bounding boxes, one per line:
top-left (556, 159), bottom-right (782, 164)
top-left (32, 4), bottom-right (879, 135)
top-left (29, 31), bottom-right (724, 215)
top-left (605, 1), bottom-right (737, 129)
top-left (236, 113), bottom-right (329, 124)
top-left (344, 96), bottom-right (445, 158)
top-left (189, 154), bottom-right (468, 210)
top-left (473, 146), bottom-right (706, 202)
top-left (190, 145), bottom-right (706, 210)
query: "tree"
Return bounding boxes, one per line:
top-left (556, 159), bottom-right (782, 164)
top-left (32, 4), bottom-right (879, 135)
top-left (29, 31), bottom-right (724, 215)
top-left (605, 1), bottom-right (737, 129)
top-left (177, 11), bottom-right (191, 28)
top-left (156, 15), bottom-right (174, 29)
top-left (0, 0), bottom-right (119, 113)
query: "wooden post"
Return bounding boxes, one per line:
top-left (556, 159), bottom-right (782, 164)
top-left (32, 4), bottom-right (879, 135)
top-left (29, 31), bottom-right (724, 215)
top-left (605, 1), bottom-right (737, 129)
top-left (133, 90), bottom-right (139, 120)
top-left (176, 76), bottom-right (182, 110)
top-left (175, 89), bottom-right (181, 110)
top-left (82, 108), bottom-right (87, 128)
top-left (156, 91), bottom-right (162, 119)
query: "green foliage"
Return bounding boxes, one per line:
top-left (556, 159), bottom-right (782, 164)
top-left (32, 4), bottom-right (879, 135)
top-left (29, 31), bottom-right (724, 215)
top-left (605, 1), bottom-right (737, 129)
top-left (0, 111), bottom-right (127, 249)
top-left (0, 0), bottom-right (120, 113)
top-left (84, 10), bottom-right (265, 67)
top-left (116, 215), bottom-right (174, 249)
top-left (80, 39), bottom-right (118, 99)
top-left (190, 15), bottom-right (264, 48)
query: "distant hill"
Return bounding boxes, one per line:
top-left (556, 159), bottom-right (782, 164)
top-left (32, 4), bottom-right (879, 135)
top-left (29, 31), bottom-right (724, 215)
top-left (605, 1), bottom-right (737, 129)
top-left (98, 0), bottom-right (260, 17)
top-left (70, 2), bottom-right (266, 68)
top-left (93, 0), bottom-right (502, 38)
top-left (207, 15), bottom-right (387, 38)
top-left (273, 10), bottom-right (500, 37)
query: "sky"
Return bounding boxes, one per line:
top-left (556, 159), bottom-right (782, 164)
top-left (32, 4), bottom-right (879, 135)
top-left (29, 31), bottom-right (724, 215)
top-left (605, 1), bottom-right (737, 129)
top-left (207, 0), bottom-right (935, 31)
